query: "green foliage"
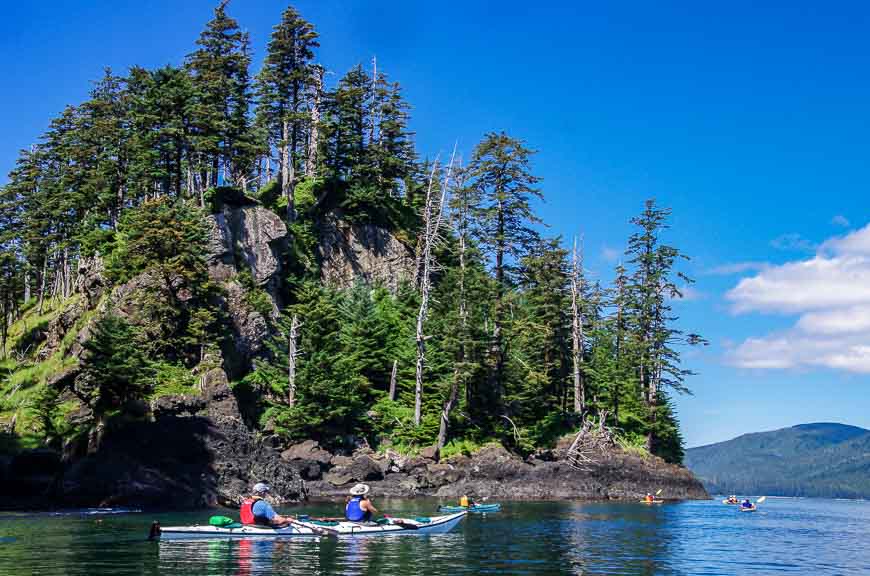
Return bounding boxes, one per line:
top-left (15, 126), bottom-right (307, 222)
top-left (236, 271), bottom-right (274, 318)
top-left (151, 362), bottom-right (199, 399)
top-left (78, 314), bottom-right (154, 418)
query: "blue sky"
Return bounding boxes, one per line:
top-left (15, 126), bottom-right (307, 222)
top-left (3, 0), bottom-right (870, 447)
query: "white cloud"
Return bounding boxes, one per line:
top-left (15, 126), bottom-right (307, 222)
top-left (770, 233), bottom-right (816, 252)
top-left (832, 214), bottom-right (850, 228)
top-left (704, 261), bottom-right (769, 276)
top-left (671, 284), bottom-right (704, 302)
top-left (726, 255), bottom-right (870, 314)
top-left (726, 221), bottom-right (870, 373)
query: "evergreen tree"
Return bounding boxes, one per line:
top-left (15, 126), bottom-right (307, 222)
top-left (186, 3), bottom-right (254, 193)
top-left (466, 132), bottom-right (543, 418)
top-left (255, 5), bottom-right (319, 222)
top-left (624, 199), bottom-right (706, 454)
top-left (76, 313), bottom-right (154, 419)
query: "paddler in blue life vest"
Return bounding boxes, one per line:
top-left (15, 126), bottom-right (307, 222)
top-left (345, 483), bottom-right (378, 522)
top-left (741, 498), bottom-right (753, 509)
top-left (239, 483), bottom-right (293, 527)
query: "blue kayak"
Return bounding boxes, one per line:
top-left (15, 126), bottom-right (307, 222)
top-left (437, 503), bottom-right (501, 513)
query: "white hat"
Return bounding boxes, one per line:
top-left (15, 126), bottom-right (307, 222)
top-left (349, 483), bottom-right (370, 496)
top-left (252, 482), bottom-right (271, 495)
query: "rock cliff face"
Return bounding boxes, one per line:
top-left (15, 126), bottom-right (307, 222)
top-left (3, 360), bottom-right (305, 510)
top-left (317, 214), bottom-right (415, 292)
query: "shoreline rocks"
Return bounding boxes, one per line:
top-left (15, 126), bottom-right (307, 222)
top-left (285, 441), bottom-right (709, 503)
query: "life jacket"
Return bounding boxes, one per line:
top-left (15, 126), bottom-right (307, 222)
top-left (460, 495), bottom-right (470, 507)
top-left (240, 498), bottom-right (256, 525)
top-left (346, 496), bottom-right (366, 522)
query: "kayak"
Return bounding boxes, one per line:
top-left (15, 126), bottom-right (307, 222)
top-left (639, 500), bottom-right (664, 505)
top-left (739, 505), bottom-right (757, 512)
top-left (157, 511), bottom-right (467, 540)
top-left (437, 503), bottom-right (501, 513)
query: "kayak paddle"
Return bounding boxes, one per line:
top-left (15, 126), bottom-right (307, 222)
top-left (756, 496), bottom-right (766, 505)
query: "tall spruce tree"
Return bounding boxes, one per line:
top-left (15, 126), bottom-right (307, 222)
top-left (466, 132), bottom-right (543, 419)
top-left (186, 3), bottom-right (254, 194)
top-left (255, 5), bottom-right (319, 222)
top-left (624, 199), bottom-right (706, 454)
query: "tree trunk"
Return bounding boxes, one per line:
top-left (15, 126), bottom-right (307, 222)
top-left (37, 255), bottom-right (47, 314)
top-left (281, 118), bottom-right (293, 223)
top-left (490, 194), bottom-right (506, 405)
top-left (570, 236), bottom-right (585, 414)
top-left (23, 265), bottom-right (30, 304)
top-left (287, 314), bottom-right (300, 407)
top-left (389, 359), bottom-right (397, 401)
top-left (306, 67), bottom-right (323, 178)
top-left (435, 366), bottom-right (460, 459)
top-left (414, 157), bottom-right (453, 427)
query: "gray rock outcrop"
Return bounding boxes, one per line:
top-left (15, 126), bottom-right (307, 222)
top-left (317, 214), bottom-right (415, 291)
top-left (206, 204), bottom-right (287, 292)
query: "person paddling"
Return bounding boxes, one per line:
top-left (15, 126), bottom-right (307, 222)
top-left (644, 493), bottom-right (654, 503)
top-left (459, 495), bottom-right (475, 508)
top-left (240, 483), bottom-right (293, 527)
top-left (345, 484), bottom-right (378, 522)
top-left (741, 498), bottom-right (753, 509)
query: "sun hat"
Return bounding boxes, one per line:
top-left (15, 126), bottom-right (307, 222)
top-left (252, 482), bottom-right (271, 495)
top-left (349, 483), bottom-right (370, 496)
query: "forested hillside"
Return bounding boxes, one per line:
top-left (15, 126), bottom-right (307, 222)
top-left (0, 3), bottom-right (706, 472)
top-left (686, 423), bottom-right (870, 498)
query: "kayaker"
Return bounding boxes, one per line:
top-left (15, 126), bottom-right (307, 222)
top-left (644, 493), bottom-right (654, 503)
top-left (741, 498), bottom-right (753, 509)
top-left (459, 495), bottom-right (475, 507)
top-left (345, 483), bottom-right (378, 522)
top-left (240, 483), bottom-right (293, 527)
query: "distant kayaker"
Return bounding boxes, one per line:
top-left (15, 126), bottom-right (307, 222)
top-left (644, 493), bottom-right (654, 503)
top-left (460, 495), bottom-right (475, 507)
top-left (240, 483), bottom-right (293, 527)
top-left (741, 499), bottom-right (753, 509)
top-left (346, 484), bottom-right (378, 522)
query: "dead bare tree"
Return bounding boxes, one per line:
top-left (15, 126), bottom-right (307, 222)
top-left (570, 235), bottom-right (586, 415)
top-left (414, 150), bottom-right (455, 426)
top-left (436, 158), bottom-right (468, 455)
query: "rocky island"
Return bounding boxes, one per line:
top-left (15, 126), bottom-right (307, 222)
top-left (0, 3), bottom-right (707, 510)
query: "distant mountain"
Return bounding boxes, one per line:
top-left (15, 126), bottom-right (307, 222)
top-left (685, 423), bottom-right (870, 498)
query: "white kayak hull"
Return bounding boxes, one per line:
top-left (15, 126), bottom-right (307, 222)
top-left (158, 511), bottom-right (467, 540)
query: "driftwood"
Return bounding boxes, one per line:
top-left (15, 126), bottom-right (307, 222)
top-left (566, 411), bottom-right (616, 472)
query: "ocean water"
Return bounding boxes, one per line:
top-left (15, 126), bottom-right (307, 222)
top-left (0, 497), bottom-right (868, 575)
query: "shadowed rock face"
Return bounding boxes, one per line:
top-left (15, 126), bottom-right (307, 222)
top-left (317, 214), bottom-right (415, 292)
top-left (283, 443), bottom-right (709, 502)
top-left (46, 365), bottom-right (304, 510)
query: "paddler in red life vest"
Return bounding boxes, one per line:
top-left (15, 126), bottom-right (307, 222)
top-left (345, 483), bottom-right (378, 522)
top-left (644, 493), bottom-right (654, 503)
top-left (239, 482), bottom-right (293, 527)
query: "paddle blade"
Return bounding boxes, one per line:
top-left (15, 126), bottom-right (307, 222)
top-left (756, 496), bottom-right (766, 504)
top-left (656, 489), bottom-right (663, 496)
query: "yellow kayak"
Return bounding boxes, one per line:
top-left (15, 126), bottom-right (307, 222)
top-left (640, 500), bottom-right (664, 504)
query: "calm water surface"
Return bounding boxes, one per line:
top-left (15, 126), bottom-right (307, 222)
top-left (0, 498), bottom-right (868, 575)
